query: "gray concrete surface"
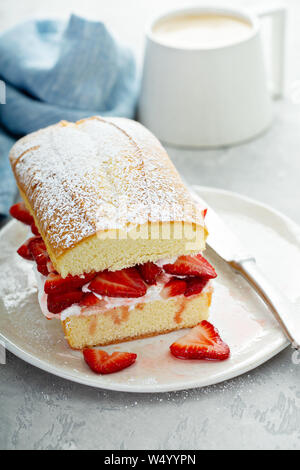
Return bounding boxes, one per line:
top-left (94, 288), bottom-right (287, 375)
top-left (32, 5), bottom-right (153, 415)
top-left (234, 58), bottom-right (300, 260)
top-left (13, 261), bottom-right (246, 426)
top-left (1, 0), bottom-right (300, 450)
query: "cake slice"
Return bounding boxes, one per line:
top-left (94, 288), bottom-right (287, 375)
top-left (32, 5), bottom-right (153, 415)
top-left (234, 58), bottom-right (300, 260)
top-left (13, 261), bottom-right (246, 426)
top-left (9, 116), bottom-right (216, 349)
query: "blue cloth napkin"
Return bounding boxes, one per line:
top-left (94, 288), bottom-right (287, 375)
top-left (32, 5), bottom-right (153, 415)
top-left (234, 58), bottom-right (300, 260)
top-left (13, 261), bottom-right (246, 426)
top-left (0, 14), bottom-right (139, 218)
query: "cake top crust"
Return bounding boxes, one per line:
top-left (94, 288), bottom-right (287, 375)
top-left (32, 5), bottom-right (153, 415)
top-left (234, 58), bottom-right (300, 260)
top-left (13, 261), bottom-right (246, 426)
top-left (10, 117), bottom-right (205, 258)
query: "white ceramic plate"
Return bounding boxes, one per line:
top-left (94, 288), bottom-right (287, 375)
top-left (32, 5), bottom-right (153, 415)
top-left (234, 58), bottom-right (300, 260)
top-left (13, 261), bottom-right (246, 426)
top-left (1, 186), bottom-right (299, 393)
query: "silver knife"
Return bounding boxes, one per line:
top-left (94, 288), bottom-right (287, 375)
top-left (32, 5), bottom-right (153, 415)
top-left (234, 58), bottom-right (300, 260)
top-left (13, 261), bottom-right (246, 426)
top-left (191, 189), bottom-right (299, 350)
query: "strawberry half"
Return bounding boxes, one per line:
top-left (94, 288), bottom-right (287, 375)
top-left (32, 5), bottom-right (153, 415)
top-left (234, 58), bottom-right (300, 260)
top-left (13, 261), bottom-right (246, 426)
top-left (170, 321), bottom-right (230, 361)
top-left (161, 277), bottom-right (186, 299)
top-left (89, 267), bottom-right (147, 298)
top-left (28, 237), bottom-right (49, 266)
top-left (44, 271), bottom-right (96, 295)
top-left (163, 254), bottom-right (217, 279)
top-left (37, 263), bottom-right (50, 276)
top-left (83, 349), bottom-right (137, 374)
top-left (17, 237), bottom-right (36, 260)
top-left (138, 262), bottom-right (162, 285)
top-left (31, 222), bottom-right (40, 236)
top-left (47, 290), bottom-right (84, 314)
top-left (10, 202), bottom-right (34, 225)
top-left (184, 277), bottom-right (208, 297)
top-left (79, 292), bottom-right (103, 307)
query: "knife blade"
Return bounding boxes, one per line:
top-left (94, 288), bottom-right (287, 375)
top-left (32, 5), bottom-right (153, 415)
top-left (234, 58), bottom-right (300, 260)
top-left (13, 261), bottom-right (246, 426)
top-left (190, 188), bottom-right (299, 350)
top-left (204, 201), bottom-right (254, 264)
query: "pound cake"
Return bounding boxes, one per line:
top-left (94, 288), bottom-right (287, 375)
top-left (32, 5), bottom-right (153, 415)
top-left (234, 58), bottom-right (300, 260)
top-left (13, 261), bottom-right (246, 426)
top-left (9, 116), bottom-right (216, 349)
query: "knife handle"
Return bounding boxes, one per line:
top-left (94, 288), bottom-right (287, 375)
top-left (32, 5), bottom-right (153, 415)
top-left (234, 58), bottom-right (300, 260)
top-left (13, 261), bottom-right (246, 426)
top-left (231, 258), bottom-right (299, 349)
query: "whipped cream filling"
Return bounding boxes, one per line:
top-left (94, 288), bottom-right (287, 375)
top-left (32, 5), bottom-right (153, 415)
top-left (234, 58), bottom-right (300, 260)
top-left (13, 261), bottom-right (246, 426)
top-left (33, 256), bottom-right (211, 321)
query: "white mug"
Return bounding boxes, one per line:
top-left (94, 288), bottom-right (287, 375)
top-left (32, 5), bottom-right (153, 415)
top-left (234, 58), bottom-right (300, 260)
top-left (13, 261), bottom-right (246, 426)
top-left (138, 4), bottom-right (286, 148)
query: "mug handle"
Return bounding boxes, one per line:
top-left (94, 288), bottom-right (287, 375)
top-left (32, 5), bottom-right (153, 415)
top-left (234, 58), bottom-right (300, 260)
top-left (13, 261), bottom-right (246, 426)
top-left (253, 3), bottom-right (287, 98)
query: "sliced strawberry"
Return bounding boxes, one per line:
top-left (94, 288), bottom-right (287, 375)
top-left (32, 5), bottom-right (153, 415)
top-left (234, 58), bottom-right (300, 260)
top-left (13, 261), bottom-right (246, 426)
top-left (47, 290), bottom-right (84, 314)
top-left (163, 254), bottom-right (217, 279)
top-left (44, 271), bottom-right (96, 295)
top-left (28, 237), bottom-right (49, 266)
top-left (37, 264), bottom-right (50, 276)
top-left (83, 349), bottom-right (137, 374)
top-left (89, 267), bottom-right (147, 298)
top-left (202, 208), bottom-right (208, 219)
top-left (31, 222), bottom-right (40, 236)
top-left (161, 277), bottom-right (186, 299)
top-left (10, 202), bottom-right (34, 225)
top-left (17, 237), bottom-right (36, 260)
top-left (138, 262), bottom-right (162, 285)
top-left (170, 321), bottom-right (230, 361)
top-left (184, 277), bottom-right (208, 297)
top-left (79, 292), bottom-right (103, 307)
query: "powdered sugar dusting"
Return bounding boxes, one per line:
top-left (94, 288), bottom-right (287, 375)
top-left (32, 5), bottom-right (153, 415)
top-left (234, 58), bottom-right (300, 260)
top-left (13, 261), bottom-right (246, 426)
top-left (10, 117), bottom-right (205, 257)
